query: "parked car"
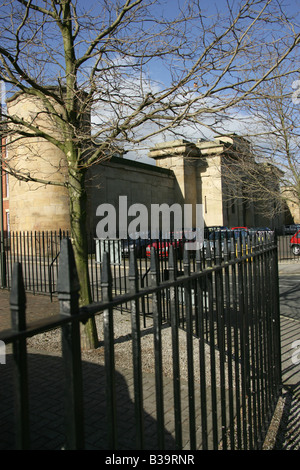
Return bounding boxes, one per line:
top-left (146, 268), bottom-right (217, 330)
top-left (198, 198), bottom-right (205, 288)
top-left (122, 231), bottom-right (151, 257)
top-left (204, 226), bottom-right (228, 239)
top-left (290, 229), bottom-right (300, 256)
top-left (249, 227), bottom-right (272, 235)
top-left (145, 229), bottom-right (195, 258)
top-left (248, 227), bottom-right (274, 240)
top-left (203, 228), bottom-right (230, 256)
top-left (146, 238), bottom-right (184, 258)
top-left (230, 227), bottom-right (249, 239)
top-left (283, 224), bottom-right (300, 235)
top-left (231, 226), bottom-right (248, 232)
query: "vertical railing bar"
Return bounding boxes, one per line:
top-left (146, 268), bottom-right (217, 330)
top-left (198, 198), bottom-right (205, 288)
top-left (93, 237), bottom-right (99, 302)
top-left (195, 247), bottom-right (208, 450)
top-left (264, 234), bottom-right (273, 433)
top-left (215, 238), bottom-right (227, 449)
top-left (268, 235), bottom-right (276, 415)
top-left (168, 246), bottom-right (182, 450)
top-left (206, 240), bottom-right (218, 449)
top-left (262, 235), bottom-right (270, 428)
top-left (223, 238), bottom-right (235, 449)
top-left (30, 231), bottom-right (35, 295)
top-left (2, 230), bottom-right (7, 288)
top-left (252, 234), bottom-right (260, 447)
top-left (117, 238), bottom-right (123, 299)
top-left (34, 231), bottom-right (38, 294)
top-left (25, 232), bottom-right (29, 291)
top-left (101, 250), bottom-right (118, 449)
top-left (247, 235), bottom-right (257, 448)
top-left (243, 235), bottom-right (252, 449)
top-left (43, 231), bottom-right (47, 293)
top-left (256, 235), bottom-right (264, 445)
top-left (45, 231), bottom-right (49, 294)
top-left (17, 232), bottom-right (20, 268)
top-left (57, 239), bottom-right (85, 450)
top-left (267, 235), bottom-right (275, 408)
top-left (53, 231), bottom-right (58, 294)
top-left (22, 233), bottom-right (26, 290)
top-left (14, 231), bottom-right (18, 265)
top-left (260, 236), bottom-right (267, 437)
top-left (122, 237), bottom-right (128, 309)
top-left (38, 231), bottom-right (42, 292)
top-left (129, 246), bottom-right (144, 450)
top-left (6, 232), bottom-right (11, 288)
top-left (183, 246), bottom-right (196, 450)
top-left (19, 232), bottom-right (23, 281)
top-left (10, 262), bottom-right (30, 450)
top-left (231, 236), bottom-right (242, 449)
top-left (51, 231), bottom-right (56, 299)
top-left (40, 231), bottom-right (44, 293)
top-left (50, 231), bottom-right (54, 296)
top-left (265, 234), bottom-right (275, 426)
top-left (150, 246), bottom-right (165, 450)
top-left (8, 231), bottom-right (13, 288)
top-left (34, 232), bottom-right (39, 291)
top-left (237, 235), bottom-right (248, 449)
top-left (89, 234), bottom-right (95, 302)
top-left (272, 233), bottom-right (282, 397)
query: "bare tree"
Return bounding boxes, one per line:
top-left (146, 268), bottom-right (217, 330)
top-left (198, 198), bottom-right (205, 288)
top-left (0, 0), bottom-right (299, 347)
top-left (219, 66), bottom-right (300, 225)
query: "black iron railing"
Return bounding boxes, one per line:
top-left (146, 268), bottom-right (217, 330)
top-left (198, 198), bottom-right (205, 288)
top-left (0, 234), bottom-right (281, 450)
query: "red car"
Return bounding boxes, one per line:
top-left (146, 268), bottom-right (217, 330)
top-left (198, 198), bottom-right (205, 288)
top-left (290, 229), bottom-right (300, 256)
top-left (145, 239), bottom-right (183, 258)
top-left (231, 227), bottom-right (248, 231)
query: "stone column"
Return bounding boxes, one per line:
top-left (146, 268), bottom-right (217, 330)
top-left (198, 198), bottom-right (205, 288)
top-left (148, 140), bottom-right (202, 227)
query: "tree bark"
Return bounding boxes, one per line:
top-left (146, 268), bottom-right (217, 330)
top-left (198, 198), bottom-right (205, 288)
top-left (68, 165), bottom-right (99, 350)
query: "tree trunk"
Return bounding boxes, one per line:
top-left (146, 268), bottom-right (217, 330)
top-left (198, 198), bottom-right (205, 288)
top-left (68, 166), bottom-right (99, 350)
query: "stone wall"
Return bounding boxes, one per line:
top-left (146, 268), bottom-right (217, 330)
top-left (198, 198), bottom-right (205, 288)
top-left (85, 156), bottom-right (177, 236)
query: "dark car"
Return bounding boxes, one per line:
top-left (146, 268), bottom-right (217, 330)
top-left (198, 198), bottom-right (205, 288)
top-left (204, 226), bottom-right (228, 239)
top-left (249, 227), bottom-right (272, 234)
top-left (230, 227), bottom-right (249, 239)
top-left (248, 227), bottom-right (273, 238)
top-left (122, 231), bottom-right (151, 258)
top-left (290, 229), bottom-right (300, 256)
top-left (283, 224), bottom-right (300, 235)
top-left (203, 228), bottom-right (231, 256)
top-left (231, 226), bottom-right (248, 232)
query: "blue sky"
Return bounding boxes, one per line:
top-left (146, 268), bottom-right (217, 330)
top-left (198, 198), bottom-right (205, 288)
top-left (121, 0), bottom-right (300, 162)
top-left (1, 0), bottom-right (299, 164)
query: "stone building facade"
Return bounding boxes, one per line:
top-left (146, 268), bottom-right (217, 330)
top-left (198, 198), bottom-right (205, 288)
top-left (4, 92), bottom-right (283, 236)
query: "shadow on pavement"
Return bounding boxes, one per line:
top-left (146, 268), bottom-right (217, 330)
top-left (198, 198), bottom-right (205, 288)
top-left (0, 352), bottom-right (176, 450)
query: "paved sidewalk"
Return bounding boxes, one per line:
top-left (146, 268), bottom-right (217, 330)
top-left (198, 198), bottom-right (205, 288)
top-left (0, 289), bottom-right (60, 331)
top-left (275, 261), bottom-right (300, 449)
top-left (278, 260), bottom-right (300, 275)
top-left (1, 346), bottom-right (229, 450)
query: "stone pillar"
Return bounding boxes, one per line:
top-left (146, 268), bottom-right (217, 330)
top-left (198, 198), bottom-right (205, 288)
top-left (148, 140), bottom-right (203, 227)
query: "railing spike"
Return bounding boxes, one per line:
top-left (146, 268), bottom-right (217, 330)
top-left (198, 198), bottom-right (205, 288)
top-left (10, 262), bottom-right (26, 331)
top-left (101, 251), bottom-right (112, 288)
top-left (57, 238), bottom-right (80, 315)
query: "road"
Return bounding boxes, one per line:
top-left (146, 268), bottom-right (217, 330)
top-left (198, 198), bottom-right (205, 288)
top-left (279, 274), bottom-right (300, 320)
